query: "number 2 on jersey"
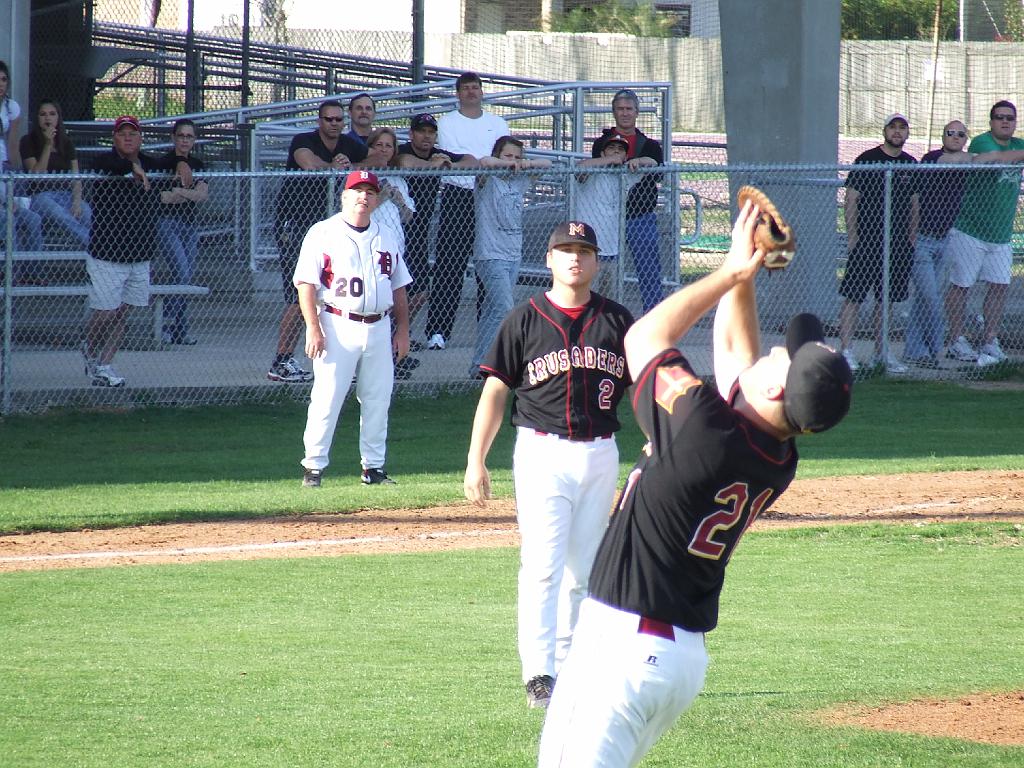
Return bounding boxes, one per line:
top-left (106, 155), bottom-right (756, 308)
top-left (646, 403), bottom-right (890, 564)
top-left (333, 276), bottom-right (364, 298)
top-left (688, 482), bottom-right (773, 560)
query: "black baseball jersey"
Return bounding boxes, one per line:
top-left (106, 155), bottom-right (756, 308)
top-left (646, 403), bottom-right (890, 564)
top-left (276, 131), bottom-right (368, 228)
top-left (588, 349), bottom-right (798, 632)
top-left (481, 291), bottom-right (634, 439)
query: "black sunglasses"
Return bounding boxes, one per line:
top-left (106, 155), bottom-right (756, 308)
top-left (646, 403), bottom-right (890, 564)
top-left (992, 113), bottom-right (1016, 121)
top-left (320, 116), bottom-right (344, 123)
top-left (945, 130), bottom-right (967, 138)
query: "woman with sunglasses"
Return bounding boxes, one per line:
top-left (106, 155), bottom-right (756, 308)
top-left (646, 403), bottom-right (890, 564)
top-left (156, 118), bottom-right (208, 345)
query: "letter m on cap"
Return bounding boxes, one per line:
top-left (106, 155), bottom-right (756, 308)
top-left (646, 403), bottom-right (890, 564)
top-left (568, 222), bottom-right (586, 237)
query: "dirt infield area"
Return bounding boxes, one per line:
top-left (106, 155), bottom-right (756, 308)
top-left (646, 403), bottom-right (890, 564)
top-left (2, 468), bottom-right (1023, 745)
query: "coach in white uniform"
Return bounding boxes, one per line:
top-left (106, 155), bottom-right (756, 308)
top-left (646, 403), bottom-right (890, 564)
top-left (295, 170), bottom-right (412, 487)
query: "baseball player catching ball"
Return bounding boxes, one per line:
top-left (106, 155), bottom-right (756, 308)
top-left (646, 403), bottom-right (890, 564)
top-left (296, 170), bottom-right (412, 487)
top-left (464, 221), bottom-right (634, 709)
top-left (536, 198), bottom-right (853, 767)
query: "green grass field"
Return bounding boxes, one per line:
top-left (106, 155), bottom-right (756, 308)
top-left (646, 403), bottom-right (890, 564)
top-left (1, 381), bottom-right (1022, 766)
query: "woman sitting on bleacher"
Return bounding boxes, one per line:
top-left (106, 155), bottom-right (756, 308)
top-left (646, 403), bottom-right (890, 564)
top-left (19, 98), bottom-right (92, 248)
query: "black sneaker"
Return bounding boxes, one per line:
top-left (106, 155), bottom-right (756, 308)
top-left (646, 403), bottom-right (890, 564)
top-left (361, 467), bottom-right (396, 485)
top-left (525, 674), bottom-right (554, 709)
top-left (268, 357), bottom-right (313, 383)
top-left (302, 468), bottom-right (322, 488)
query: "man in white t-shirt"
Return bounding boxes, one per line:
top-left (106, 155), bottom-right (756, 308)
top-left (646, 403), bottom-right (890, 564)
top-left (426, 72), bottom-right (510, 351)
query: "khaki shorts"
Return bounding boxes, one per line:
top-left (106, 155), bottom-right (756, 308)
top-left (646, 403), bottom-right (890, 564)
top-left (946, 228), bottom-right (1012, 287)
top-left (86, 256), bottom-right (151, 310)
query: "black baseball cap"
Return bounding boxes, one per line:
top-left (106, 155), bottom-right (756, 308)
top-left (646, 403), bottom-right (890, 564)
top-left (548, 221), bottom-right (599, 253)
top-left (782, 313), bottom-right (853, 434)
top-left (410, 113), bottom-right (438, 130)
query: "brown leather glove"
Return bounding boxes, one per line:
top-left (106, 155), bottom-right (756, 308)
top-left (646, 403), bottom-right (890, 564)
top-left (737, 185), bottom-right (796, 269)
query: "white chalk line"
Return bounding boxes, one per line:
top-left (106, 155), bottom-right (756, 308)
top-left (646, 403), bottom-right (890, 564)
top-left (0, 527), bottom-right (518, 564)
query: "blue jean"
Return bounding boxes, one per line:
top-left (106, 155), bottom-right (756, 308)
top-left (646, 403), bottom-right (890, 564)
top-left (156, 217), bottom-right (200, 336)
top-left (625, 212), bottom-right (663, 313)
top-left (904, 234), bottom-right (948, 360)
top-left (472, 258), bottom-right (520, 374)
top-left (30, 191), bottom-right (92, 248)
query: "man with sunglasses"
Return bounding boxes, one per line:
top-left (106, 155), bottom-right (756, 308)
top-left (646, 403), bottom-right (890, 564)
top-left (941, 101), bottom-right (1024, 366)
top-left (268, 100), bottom-right (369, 383)
top-left (903, 121), bottom-right (969, 366)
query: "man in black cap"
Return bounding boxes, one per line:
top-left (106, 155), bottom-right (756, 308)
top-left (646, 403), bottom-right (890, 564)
top-left (396, 113), bottom-right (479, 342)
top-left (465, 221), bottom-right (635, 710)
top-left (536, 200), bottom-right (853, 767)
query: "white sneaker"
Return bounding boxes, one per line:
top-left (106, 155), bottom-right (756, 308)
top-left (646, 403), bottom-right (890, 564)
top-left (427, 333), bottom-right (446, 350)
top-left (977, 339), bottom-right (1007, 365)
top-left (91, 364), bottom-right (125, 388)
top-left (947, 335), bottom-right (977, 362)
top-left (876, 352), bottom-right (907, 375)
top-left (841, 348), bottom-right (860, 372)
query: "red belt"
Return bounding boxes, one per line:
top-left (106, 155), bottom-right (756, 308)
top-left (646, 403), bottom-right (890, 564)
top-left (638, 616), bottom-right (675, 641)
top-left (533, 430), bottom-right (613, 443)
top-left (323, 305), bottom-right (388, 323)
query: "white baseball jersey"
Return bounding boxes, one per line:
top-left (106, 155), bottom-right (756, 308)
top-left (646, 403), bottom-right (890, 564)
top-left (293, 214), bottom-right (412, 314)
top-left (437, 109), bottom-right (509, 189)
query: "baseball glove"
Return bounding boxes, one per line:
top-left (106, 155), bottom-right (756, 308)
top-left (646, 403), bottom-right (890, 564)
top-left (737, 185), bottom-right (796, 269)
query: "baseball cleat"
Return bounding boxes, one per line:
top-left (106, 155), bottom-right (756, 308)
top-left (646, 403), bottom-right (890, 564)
top-left (361, 467), bottom-right (396, 485)
top-left (302, 468), bottom-right (323, 488)
top-left (267, 357), bottom-right (314, 383)
top-left (91, 364), bottom-right (125, 388)
top-left (427, 333), bottom-right (446, 350)
top-left (525, 674), bottom-right (554, 709)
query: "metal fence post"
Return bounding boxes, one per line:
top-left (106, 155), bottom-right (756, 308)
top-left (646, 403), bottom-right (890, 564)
top-left (2, 180), bottom-right (13, 416)
top-left (881, 168), bottom-right (893, 360)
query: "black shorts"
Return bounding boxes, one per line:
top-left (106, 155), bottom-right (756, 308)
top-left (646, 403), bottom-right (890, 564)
top-left (839, 240), bottom-right (913, 304)
top-left (276, 219), bottom-right (312, 305)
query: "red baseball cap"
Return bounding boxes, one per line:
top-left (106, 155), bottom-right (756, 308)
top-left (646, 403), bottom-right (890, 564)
top-left (343, 170), bottom-right (380, 192)
top-left (113, 115), bottom-right (141, 133)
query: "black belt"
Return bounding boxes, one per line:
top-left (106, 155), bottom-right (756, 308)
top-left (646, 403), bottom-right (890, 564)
top-left (323, 305), bottom-right (388, 323)
top-left (533, 430), bottom-right (613, 443)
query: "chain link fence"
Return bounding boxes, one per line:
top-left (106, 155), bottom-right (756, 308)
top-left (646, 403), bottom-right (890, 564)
top-left (3, 158), bottom-right (1022, 413)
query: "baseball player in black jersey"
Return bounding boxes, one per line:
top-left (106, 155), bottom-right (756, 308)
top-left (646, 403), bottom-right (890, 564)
top-left (537, 202), bottom-right (854, 767)
top-left (465, 221), bottom-right (634, 710)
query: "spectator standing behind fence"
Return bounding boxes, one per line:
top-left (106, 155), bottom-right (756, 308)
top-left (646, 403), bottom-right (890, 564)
top-left (268, 99), bottom-right (368, 383)
top-left (19, 99), bottom-right (91, 248)
top-left (469, 136), bottom-right (552, 377)
top-left (0, 61), bottom-right (44, 268)
top-left (576, 133), bottom-right (656, 299)
top-left (296, 170), bottom-right (411, 489)
top-left (427, 72), bottom-right (510, 351)
top-left (396, 113), bottom-right (478, 350)
top-left (345, 93), bottom-right (375, 145)
top-left (942, 100), bottom-right (1024, 367)
top-left (592, 88), bottom-right (665, 313)
top-left (83, 116), bottom-right (163, 388)
top-left (901, 121), bottom-right (968, 367)
top-left (838, 113), bottom-right (918, 375)
top-left (156, 118), bottom-right (208, 346)
top-left (365, 125), bottom-right (420, 380)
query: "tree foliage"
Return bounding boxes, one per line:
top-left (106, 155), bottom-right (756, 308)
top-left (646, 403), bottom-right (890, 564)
top-left (547, 0), bottom-right (675, 37)
top-left (842, 0), bottom-right (959, 40)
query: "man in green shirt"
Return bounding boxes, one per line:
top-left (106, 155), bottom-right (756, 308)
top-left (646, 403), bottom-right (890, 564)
top-left (944, 100), bottom-right (1024, 366)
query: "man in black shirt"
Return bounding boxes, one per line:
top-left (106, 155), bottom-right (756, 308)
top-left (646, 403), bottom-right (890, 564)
top-left (267, 100), bottom-right (368, 383)
top-left (395, 113), bottom-right (477, 342)
top-left (838, 113), bottom-right (919, 374)
top-left (537, 201), bottom-right (853, 767)
top-left (83, 115), bottom-right (162, 387)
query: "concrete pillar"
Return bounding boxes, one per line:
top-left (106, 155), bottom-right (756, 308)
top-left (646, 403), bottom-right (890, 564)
top-left (719, 0), bottom-right (842, 322)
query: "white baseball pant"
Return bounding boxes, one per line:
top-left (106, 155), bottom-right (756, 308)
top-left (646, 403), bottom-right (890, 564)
top-left (537, 598), bottom-right (708, 768)
top-left (513, 427), bottom-right (620, 684)
top-left (301, 311), bottom-right (394, 471)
